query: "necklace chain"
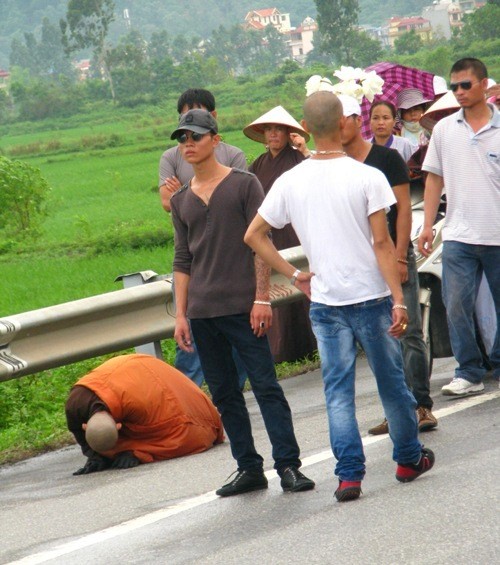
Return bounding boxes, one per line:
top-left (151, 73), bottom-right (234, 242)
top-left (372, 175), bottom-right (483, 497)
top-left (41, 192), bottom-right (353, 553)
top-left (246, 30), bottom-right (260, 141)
top-left (310, 149), bottom-right (347, 156)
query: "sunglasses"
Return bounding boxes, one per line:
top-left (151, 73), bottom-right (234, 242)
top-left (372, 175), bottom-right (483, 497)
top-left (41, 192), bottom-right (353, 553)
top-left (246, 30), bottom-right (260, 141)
top-left (177, 131), bottom-right (208, 143)
top-left (450, 80), bottom-right (480, 92)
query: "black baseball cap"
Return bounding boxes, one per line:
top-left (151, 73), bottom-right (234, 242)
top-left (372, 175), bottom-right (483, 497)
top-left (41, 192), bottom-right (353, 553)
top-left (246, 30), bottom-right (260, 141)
top-left (170, 109), bottom-right (218, 140)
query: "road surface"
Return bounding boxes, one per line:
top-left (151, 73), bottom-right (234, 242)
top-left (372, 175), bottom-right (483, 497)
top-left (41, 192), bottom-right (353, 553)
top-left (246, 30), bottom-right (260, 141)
top-left (1, 357), bottom-right (498, 564)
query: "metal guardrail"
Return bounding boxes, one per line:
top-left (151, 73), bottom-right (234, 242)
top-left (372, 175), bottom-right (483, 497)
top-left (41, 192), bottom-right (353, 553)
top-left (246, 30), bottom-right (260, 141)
top-left (0, 247), bottom-right (310, 382)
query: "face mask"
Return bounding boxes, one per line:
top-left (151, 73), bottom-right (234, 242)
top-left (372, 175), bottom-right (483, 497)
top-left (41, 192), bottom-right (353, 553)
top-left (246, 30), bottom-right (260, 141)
top-left (402, 120), bottom-right (422, 134)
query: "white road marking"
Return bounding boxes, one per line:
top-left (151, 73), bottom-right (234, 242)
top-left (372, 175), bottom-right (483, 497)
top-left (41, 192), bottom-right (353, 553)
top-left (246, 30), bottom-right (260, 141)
top-left (8, 391), bottom-right (499, 565)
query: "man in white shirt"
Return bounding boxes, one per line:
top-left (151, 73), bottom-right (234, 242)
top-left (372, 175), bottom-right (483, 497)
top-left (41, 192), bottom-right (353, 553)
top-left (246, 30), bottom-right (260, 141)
top-left (419, 58), bottom-right (500, 396)
top-left (245, 91), bottom-right (434, 502)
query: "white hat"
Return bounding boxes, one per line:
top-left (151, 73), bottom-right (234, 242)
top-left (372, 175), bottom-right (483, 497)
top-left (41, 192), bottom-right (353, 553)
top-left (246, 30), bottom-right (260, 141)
top-left (433, 75), bottom-right (448, 96)
top-left (419, 90), bottom-right (460, 132)
top-left (243, 106), bottom-right (309, 144)
top-left (397, 88), bottom-right (433, 110)
top-left (337, 94), bottom-right (361, 117)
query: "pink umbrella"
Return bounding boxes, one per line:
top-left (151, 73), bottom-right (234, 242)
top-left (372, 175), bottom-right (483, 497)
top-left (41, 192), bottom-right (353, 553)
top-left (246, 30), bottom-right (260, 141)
top-left (360, 62), bottom-right (436, 139)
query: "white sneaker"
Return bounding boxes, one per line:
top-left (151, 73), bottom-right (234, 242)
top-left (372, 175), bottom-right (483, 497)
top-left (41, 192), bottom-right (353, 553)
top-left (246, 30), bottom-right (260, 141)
top-left (442, 377), bottom-right (484, 396)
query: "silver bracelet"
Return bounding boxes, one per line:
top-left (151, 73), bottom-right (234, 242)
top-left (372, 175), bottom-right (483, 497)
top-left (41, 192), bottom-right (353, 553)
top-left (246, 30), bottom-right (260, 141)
top-left (290, 269), bottom-right (301, 285)
top-left (392, 304), bottom-right (408, 311)
top-left (254, 300), bottom-right (271, 306)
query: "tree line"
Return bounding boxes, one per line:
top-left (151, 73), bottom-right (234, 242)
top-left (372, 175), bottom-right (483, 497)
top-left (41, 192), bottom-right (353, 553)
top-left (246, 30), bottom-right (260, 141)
top-left (0, 0), bottom-right (498, 122)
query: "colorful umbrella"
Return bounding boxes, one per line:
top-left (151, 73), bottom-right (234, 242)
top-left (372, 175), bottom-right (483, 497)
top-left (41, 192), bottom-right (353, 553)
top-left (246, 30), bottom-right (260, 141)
top-left (360, 62), bottom-right (436, 140)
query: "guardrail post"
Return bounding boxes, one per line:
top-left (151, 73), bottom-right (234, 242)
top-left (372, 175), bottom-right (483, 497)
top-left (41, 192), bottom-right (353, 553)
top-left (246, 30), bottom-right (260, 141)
top-left (115, 271), bottom-right (170, 360)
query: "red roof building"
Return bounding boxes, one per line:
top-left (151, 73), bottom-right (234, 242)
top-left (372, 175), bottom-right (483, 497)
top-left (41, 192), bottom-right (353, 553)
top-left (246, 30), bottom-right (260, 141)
top-left (244, 8), bottom-right (291, 32)
top-left (387, 16), bottom-right (432, 47)
top-left (0, 69), bottom-right (10, 89)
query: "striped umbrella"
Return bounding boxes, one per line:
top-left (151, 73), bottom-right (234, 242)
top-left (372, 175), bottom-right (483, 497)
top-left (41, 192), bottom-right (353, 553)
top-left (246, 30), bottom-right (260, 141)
top-left (360, 62), bottom-right (436, 140)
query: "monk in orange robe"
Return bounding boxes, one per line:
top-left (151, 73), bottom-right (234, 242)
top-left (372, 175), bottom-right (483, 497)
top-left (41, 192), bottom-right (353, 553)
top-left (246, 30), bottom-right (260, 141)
top-left (65, 354), bottom-right (224, 475)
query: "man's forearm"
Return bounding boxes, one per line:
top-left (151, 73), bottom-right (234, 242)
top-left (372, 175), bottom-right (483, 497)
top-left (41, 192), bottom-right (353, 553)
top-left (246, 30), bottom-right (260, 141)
top-left (245, 224), bottom-right (296, 280)
top-left (254, 255), bottom-right (271, 300)
top-left (393, 184), bottom-right (412, 258)
top-left (423, 173), bottom-right (444, 229)
top-left (373, 239), bottom-right (405, 304)
top-left (173, 271), bottom-right (190, 317)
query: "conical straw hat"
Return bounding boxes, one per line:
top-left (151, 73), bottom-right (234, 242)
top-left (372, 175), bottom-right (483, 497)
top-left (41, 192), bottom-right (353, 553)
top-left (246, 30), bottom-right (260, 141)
top-left (243, 105), bottom-right (310, 144)
top-left (420, 90), bottom-right (460, 132)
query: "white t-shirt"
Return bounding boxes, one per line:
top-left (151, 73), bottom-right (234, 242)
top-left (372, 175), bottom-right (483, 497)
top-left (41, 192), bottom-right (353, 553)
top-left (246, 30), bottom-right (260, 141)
top-left (258, 157), bottom-right (396, 306)
top-left (422, 105), bottom-right (500, 245)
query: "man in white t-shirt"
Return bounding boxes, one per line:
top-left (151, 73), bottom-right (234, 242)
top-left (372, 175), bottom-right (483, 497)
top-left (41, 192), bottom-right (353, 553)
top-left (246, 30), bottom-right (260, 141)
top-left (419, 58), bottom-right (500, 396)
top-left (245, 91), bottom-right (435, 502)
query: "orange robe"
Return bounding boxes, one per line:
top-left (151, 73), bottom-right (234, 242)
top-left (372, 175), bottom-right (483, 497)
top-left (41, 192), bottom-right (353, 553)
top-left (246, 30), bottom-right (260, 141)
top-left (72, 354), bottom-right (224, 463)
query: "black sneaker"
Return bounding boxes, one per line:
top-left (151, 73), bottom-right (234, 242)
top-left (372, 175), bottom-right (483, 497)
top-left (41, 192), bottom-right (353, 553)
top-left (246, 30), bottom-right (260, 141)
top-left (216, 469), bottom-right (268, 497)
top-left (396, 447), bottom-right (435, 483)
top-left (280, 466), bottom-right (315, 492)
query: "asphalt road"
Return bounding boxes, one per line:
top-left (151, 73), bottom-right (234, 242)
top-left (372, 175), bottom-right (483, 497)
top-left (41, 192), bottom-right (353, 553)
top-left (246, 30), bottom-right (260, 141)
top-left (1, 357), bottom-right (498, 565)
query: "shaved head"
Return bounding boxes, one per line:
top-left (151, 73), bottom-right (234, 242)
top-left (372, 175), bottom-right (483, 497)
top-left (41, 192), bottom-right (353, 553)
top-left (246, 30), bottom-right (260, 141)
top-left (303, 92), bottom-right (343, 137)
top-left (85, 411), bottom-right (118, 453)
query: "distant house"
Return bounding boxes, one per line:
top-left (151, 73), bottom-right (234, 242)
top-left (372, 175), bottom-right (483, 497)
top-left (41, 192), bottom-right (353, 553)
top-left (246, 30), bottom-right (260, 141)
top-left (387, 16), bottom-right (432, 47)
top-left (422, 0), bottom-right (464, 39)
top-left (422, 0), bottom-right (484, 39)
top-left (288, 17), bottom-right (318, 63)
top-left (244, 8), bottom-right (292, 33)
top-left (361, 25), bottom-right (391, 48)
top-left (244, 8), bottom-right (317, 64)
top-left (458, 0), bottom-right (485, 12)
top-left (0, 69), bottom-right (10, 89)
top-left (74, 59), bottom-right (91, 81)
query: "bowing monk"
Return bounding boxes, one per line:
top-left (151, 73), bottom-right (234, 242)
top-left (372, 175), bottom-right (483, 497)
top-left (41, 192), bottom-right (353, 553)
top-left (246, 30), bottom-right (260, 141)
top-left (65, 354), bottom-right (224, 475)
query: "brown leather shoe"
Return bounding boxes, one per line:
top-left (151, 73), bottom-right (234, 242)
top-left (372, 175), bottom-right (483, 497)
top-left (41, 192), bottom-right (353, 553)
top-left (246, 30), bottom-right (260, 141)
top-left (417, 406), bottom-right (438, 432)
top-left (368, 418), bottom-right (389, 435)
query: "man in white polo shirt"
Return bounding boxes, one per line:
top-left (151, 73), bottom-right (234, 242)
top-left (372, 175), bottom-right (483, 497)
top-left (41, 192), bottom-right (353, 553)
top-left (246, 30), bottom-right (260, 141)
top-left (418, 58), bottom-right (500, 396)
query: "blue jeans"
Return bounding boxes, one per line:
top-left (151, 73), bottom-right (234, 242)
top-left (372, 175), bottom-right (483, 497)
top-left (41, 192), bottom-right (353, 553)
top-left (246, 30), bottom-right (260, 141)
top-left (190, 314), bottom-right (301, 473)
top-left (309, 297), bottom-right (422, 482)
top-left (442, 241), bottom-right (500, 383)
top-left (401, 249), bottom-right (432, 408)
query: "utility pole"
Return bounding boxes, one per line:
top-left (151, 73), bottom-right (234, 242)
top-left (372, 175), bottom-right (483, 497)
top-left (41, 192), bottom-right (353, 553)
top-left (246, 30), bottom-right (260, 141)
top-left (123, 8), bottom-right (131, 29)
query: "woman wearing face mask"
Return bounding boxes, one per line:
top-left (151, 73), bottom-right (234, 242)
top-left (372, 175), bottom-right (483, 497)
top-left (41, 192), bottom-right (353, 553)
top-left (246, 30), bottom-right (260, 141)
top-left (369, 100), bottom-right (417, 162)
top-left (396, 88), bottom-right (433, 147)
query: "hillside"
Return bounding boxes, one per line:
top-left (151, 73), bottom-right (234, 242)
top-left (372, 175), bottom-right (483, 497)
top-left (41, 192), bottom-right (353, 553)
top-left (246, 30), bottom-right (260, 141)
top-left (0, 0), bottom-right (316, 68)
top-left (0, 0), bottom-right (433, 69)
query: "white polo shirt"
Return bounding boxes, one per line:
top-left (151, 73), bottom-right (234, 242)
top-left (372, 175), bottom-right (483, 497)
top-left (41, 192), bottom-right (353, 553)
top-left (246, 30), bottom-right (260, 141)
top-left (422, 104), bottom-right (500, 245)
